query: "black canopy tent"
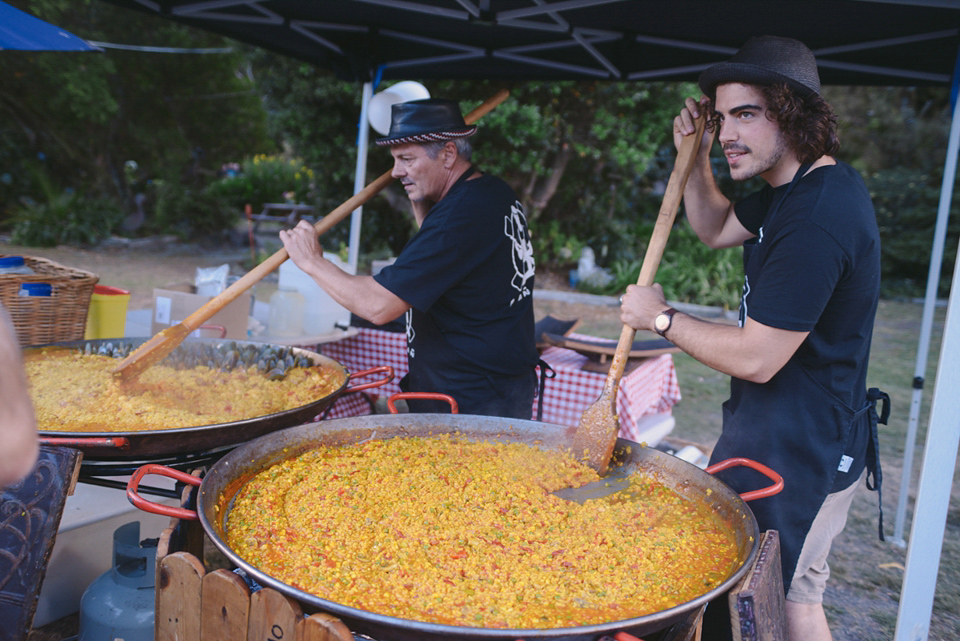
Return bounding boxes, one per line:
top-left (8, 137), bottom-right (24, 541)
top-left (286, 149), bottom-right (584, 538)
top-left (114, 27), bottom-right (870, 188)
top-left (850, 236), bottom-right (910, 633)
top-left (96, 2), bottom-right (960, 640)
top-left (99, 0), bottom-right (960, 85)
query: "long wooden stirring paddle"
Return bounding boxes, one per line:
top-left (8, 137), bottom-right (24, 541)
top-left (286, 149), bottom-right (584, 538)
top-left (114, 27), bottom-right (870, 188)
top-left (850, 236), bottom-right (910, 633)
top-left (571, 110), bottom-right (709, 474)
top-left (113, 89), bottom-right (511, 381)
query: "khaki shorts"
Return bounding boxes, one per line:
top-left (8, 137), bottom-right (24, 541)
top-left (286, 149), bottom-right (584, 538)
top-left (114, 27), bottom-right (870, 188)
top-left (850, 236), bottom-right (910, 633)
top-left (785, 473), bottom-right (862, 604)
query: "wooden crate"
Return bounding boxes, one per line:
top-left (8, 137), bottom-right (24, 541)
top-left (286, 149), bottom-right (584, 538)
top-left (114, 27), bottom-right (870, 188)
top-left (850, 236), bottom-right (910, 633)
top-left (155, 486), bottom-right (354, 641)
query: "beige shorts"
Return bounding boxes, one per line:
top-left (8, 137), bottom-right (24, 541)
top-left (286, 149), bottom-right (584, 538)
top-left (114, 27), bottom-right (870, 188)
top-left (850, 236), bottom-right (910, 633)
top-left (785, 473), bottom-right (862, 605)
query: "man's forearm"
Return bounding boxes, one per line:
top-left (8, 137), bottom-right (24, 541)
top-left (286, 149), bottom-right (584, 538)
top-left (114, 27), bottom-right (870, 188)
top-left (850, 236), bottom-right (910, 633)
top-left (0, 309), bottom-right (38, 486)
top-left (663, 312), bottom-right (807, 384)
top-left (681, 154), bottom-right (737, 248)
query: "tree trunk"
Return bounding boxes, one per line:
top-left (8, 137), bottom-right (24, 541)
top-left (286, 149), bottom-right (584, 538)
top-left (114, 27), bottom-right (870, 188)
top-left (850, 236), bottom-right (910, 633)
top-left (526, 142), bottom-right (574, 221)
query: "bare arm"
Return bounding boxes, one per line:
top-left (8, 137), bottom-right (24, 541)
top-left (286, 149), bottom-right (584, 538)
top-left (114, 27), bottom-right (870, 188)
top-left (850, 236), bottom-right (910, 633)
top-left (279, 221), bottom-right (410, 325)
top-left (620, 284), bottom-right (807, 383)
top-left (674, 97), bottom-right (753, 250)
top-left (0, 305), bottom-right (39, 487)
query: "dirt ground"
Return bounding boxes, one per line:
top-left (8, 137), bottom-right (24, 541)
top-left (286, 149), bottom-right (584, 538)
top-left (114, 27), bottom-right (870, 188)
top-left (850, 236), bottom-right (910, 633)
top-left (5, 235), bottom-right (959, 640)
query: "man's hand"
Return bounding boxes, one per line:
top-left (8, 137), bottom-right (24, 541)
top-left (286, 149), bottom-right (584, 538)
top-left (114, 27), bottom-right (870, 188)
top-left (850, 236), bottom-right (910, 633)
top-left (673, 96), bottom-right (713, 156)
top-left (619, 284), bottom-right (668, 333)
top-left (279, 220), bottom-right (324, 270)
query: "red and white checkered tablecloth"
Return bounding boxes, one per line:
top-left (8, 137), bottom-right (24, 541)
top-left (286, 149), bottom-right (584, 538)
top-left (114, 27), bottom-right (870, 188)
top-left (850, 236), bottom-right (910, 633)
top-left (318, 328), bottom-right (681, 441)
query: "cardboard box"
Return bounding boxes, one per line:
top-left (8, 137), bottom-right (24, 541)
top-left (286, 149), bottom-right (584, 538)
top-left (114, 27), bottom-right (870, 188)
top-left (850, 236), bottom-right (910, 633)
top-left (151, 288), bottom-right (251, 340)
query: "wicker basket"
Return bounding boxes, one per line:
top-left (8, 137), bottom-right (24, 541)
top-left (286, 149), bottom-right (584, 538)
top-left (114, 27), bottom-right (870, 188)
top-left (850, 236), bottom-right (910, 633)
top-left (0, 255), bottom-right (99, 346)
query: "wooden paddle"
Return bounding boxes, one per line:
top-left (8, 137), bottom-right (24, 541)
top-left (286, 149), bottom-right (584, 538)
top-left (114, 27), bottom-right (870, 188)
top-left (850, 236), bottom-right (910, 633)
top-left (571, 110), bottom-right (709, 474)
top-left (113, 89), bottom-right (511, 381)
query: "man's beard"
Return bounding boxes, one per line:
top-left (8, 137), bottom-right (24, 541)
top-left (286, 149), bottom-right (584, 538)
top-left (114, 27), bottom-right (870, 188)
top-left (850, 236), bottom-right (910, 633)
top-left (724, 132), bottom-right (788, 182)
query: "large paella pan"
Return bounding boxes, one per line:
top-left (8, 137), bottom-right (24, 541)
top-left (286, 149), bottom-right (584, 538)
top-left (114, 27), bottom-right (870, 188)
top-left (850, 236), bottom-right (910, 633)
top-left (29, 337), bottom-right (391, 460)
top-left (130, 401), bottom-right (781, 641)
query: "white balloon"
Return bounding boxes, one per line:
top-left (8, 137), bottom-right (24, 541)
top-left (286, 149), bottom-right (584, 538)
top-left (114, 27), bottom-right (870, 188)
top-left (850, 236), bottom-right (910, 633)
top-left (388, 81), bottom-right (430, 102)
top-left (367, 81), bottom-right (430, 135)
top-left (369, 90), bottom-right (401, 135)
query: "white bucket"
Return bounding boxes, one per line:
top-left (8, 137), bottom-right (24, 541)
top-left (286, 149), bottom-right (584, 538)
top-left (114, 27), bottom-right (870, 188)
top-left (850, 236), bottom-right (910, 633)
top-left (278, 256), bottom-right (353, 335)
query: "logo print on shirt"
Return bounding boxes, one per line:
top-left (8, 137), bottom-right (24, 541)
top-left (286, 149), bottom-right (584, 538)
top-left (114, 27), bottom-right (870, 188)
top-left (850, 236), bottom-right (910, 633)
top-left (738, 275), bottom-right (750, 328)
top-left (405, 309), bottom-right (415, 359)
top-left (505, 200), bottom-right (535, 306)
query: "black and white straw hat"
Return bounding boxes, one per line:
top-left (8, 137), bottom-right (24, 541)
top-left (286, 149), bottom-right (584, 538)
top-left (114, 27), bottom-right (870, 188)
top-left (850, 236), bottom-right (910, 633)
top-left (698, 35), bottom-right (821, 99)
top-left (375, 98), bottom-right (476, 146)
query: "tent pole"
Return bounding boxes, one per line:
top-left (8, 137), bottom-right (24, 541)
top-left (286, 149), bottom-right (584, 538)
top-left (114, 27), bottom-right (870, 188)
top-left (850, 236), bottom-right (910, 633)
top-left (348, 81), bottom-right (374, 274)
top-left (891, 44), bottom-right (960, 547)
top-left (893, 68), bottom-right (960, 641)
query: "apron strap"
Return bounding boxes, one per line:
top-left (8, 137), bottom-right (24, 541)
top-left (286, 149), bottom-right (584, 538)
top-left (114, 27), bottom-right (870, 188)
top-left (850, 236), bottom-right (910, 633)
top-left (535, 359), bottom-right (556, 422)
top-left (866, 387), bottom-right (890, 541)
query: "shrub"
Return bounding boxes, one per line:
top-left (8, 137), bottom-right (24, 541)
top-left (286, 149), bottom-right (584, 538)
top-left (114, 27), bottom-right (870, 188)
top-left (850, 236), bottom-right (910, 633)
top-left (145, 178), bottom-right (238, 240)
top-left (8, 190), bottom-right (124, 247)
top-left (581, 221), bottom-right (743, 310)
top-left (204, 154), bottom-right (317, 213)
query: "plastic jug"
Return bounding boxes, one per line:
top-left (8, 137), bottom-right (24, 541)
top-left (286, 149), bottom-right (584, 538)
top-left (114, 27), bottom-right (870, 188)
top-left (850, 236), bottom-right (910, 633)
top-left (0, 256), bottom-right (35, 275)
top-left (278, 257), bottom-right (352, 335)
top-left (267, 286), bottom-right (305, 337)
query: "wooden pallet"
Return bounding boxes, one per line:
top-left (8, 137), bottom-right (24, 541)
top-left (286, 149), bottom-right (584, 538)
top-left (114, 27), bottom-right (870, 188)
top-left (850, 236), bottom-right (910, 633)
top-left (155, 481), bottom-right (354, 641)
top-left (730, 531), bottom-right (788, 641)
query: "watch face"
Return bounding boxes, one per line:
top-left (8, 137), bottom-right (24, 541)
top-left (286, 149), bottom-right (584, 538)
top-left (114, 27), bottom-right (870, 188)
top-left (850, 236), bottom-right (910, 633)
top-left (655, 313), bottom-right (670, 332)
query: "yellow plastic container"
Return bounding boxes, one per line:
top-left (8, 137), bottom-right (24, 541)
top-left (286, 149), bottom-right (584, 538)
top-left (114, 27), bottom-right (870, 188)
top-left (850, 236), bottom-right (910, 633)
top-left (84, 285), bottom-right (130, 339)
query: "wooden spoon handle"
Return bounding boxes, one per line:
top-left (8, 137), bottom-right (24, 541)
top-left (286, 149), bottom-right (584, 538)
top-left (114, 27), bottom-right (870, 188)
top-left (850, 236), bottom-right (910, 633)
top-left (600, 111), bottom-right (709, 396)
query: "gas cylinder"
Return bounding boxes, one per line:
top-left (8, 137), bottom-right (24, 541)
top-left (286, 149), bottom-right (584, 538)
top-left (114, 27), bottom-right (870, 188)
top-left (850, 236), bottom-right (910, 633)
top-left (78, 521), bottom-right (157, 641)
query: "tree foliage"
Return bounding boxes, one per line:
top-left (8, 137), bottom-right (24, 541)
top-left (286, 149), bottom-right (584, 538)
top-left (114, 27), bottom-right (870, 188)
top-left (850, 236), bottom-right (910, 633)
top-left (0, 2), bottom-right (954, 298)
top-left (826, 86), bottom-right (957, 297)
top-left (0, 0), bottom-right (275, 240)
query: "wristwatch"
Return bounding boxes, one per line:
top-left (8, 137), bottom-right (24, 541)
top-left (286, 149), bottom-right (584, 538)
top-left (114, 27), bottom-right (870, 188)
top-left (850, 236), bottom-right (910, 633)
top-left (654, 307), bottom-right (678, 337)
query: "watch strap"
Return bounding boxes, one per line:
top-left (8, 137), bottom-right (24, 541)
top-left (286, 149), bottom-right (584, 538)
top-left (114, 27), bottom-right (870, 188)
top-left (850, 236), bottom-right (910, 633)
top-left (655, 307), bottom-right (678, 337)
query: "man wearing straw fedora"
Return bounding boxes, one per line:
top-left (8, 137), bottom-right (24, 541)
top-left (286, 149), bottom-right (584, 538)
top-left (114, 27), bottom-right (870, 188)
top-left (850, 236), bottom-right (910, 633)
top-left (620, 36), bottom-right (886, 641)
top-left (281, 98), bottom-right (539, 419)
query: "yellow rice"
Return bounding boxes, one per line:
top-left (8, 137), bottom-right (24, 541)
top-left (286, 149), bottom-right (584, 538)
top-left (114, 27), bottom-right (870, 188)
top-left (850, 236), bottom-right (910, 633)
top-left (226, 434), bottom-right (740, 629)
top-left (24, 348), bottom-right (344, 432)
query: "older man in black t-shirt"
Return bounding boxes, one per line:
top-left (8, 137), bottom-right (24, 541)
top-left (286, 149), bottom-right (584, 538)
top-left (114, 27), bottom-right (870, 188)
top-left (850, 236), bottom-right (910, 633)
top-left (280, 98), bottom-right (539, 418)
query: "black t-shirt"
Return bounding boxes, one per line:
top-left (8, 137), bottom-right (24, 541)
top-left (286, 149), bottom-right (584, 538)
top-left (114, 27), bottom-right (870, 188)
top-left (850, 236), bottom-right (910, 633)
top-left (374, 169), bottom-right (539, 406)
top-left (734, 161), bottom-right (880, 410)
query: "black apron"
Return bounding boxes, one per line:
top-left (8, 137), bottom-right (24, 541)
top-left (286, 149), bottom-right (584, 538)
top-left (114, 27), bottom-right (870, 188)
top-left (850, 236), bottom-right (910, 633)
top-left (708, 163), bottom-right (887, 587)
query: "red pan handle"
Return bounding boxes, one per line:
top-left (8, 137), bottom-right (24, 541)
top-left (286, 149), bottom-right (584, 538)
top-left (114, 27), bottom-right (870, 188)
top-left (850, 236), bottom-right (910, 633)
top-left (38, 436), bottom-right (130, 449)
top-left (706, 457), bottom-right (784, 502)
top-left (386, 392), bottom-right (459, 414)
top-left (344, 365), bottom-right (394, 393)
top-left (198, 324), bottom-right (227, 338)
top-left (126, 463), bottom-right (202, 521)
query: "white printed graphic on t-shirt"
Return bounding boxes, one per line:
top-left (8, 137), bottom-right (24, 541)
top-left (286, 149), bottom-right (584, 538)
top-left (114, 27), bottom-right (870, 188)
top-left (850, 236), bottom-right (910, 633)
top-left (405, 308), bottom-right (415, 358)
top-left (505, 200), bottom-right (535, 306)
top-left (738, 275), bottom-right (751, 328)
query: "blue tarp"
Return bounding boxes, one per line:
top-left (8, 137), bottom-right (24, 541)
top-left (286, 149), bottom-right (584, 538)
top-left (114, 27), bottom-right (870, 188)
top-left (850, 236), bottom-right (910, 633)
top-left (0, 1), bottom-right (98, 51)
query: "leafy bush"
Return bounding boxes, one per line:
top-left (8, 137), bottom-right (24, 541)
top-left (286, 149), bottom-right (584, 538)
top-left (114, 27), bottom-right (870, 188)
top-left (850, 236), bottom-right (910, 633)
top-left (204, 154), bottom-right (317, 213)
top-left (8, 189), bottom-right (124, 247)
top-left (145, 178), bottom-right (239, 240)
top-left (866, 167), bottom-right (958, 299)
top-left (580, 221), bottom-right (743, 310)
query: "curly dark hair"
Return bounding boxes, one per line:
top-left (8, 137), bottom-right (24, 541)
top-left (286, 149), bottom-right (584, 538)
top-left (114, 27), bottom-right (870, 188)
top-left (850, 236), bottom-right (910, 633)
top-left (705, 82), bottom-right (840, 164)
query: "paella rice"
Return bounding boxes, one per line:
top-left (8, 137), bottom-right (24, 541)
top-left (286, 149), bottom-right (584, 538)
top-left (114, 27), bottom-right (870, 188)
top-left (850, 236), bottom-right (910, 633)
top-left (24, 347), bottom-right (345, 432)
top-left (226, 434), bottom-right (740, 629)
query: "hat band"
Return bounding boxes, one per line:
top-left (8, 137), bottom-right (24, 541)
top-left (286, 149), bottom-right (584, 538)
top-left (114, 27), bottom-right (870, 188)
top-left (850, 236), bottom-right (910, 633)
top-left (376, 127), bottom-right (476, 146)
